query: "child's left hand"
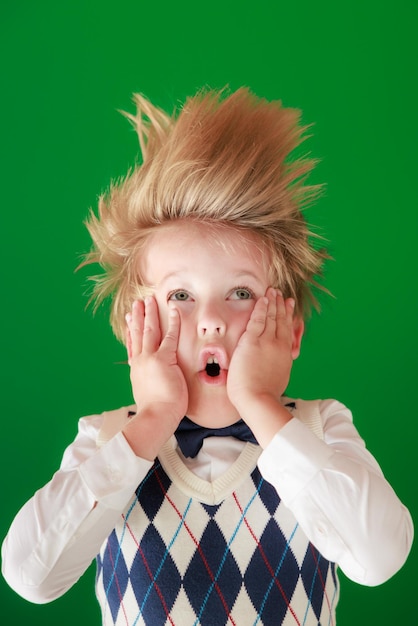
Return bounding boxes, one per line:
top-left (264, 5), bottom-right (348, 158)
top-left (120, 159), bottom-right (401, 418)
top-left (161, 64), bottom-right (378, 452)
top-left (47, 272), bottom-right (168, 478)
top-left (227, 288), bottom-right (297, 438)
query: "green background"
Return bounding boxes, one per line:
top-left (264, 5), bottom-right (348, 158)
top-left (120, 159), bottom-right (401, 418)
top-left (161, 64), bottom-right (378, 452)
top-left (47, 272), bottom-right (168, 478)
top-left (1, 1), bottom-right (416, 624)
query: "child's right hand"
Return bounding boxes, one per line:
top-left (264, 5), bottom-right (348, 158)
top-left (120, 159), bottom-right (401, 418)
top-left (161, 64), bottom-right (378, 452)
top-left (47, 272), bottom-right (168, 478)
top-left (123, 297), bottom-right (188, 460)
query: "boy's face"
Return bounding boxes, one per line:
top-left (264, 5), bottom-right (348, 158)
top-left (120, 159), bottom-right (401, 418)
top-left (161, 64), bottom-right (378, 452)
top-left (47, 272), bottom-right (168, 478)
top-left (140, 221), bottom-right (303, 427)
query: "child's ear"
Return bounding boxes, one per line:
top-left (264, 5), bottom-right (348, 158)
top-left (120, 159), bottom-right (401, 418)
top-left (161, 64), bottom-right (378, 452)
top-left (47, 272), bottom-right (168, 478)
top-left (291, 317), bottom-right (304, 360)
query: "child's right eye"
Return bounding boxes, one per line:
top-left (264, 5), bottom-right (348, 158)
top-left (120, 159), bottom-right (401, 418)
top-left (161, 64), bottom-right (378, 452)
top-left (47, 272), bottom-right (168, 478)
top-left (168, 290), bottom-right (192, 301)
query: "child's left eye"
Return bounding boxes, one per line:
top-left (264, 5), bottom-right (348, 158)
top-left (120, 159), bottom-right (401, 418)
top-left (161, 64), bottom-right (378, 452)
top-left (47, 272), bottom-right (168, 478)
top-left (229, 287), bottom-right (254, 300)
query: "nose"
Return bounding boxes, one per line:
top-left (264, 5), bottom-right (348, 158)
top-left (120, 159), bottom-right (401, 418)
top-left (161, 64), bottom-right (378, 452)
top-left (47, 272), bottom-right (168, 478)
top-left (197, 301), bottom-right (226, 337)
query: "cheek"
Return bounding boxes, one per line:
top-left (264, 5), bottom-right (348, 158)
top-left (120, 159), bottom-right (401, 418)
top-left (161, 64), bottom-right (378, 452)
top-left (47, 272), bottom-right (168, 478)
top-left (155, 300), bottom-right (169, 335)
top-left (174, 316), bottom-right (196, 372)
top-left (229, 304), bottom-right (254, 336)
top-left (167, 306), bottom-right (194, 346)
top-left (176, 311), bottom-right (194, 341)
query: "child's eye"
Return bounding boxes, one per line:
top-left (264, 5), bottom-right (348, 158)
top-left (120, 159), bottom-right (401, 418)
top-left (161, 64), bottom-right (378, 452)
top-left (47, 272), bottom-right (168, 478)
top-left (229, 287), bottom-right (254, 300)
top-left (168, 290), bottom-right (192, 301)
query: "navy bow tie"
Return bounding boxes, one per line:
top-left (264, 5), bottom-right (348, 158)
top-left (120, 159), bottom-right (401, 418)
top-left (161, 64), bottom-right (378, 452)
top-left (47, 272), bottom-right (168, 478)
top-left (174, 417), bottom-right (258, 458)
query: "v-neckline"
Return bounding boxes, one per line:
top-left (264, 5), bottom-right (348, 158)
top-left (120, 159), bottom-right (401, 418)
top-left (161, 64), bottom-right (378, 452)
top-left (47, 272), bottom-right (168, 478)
top-left (158, 437), bottom-right (262, 506)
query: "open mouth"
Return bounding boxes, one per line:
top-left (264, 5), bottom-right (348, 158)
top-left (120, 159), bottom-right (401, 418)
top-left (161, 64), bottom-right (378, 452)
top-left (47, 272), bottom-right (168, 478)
top-left (205, 355), bottom-right (221, 377)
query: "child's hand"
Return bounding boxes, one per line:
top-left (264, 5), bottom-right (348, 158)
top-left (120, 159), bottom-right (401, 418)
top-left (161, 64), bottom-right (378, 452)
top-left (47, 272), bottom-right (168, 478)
top-left (124, 297), bottom-right (188, 459)
top-left (227, 288), bottom-right (297, 441)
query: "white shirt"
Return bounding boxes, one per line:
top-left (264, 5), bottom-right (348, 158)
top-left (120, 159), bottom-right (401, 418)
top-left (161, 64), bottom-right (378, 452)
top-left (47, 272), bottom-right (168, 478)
top-left (1, 399), bottom-right (413, 605)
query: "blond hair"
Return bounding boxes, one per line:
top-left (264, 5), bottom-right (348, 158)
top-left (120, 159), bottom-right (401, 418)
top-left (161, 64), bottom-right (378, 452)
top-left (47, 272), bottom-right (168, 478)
top-left (82, 87), bottom-right (327, 341)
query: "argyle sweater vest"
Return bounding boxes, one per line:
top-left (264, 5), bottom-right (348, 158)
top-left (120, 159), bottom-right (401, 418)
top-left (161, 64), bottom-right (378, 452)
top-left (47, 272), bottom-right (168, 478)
top-left (95, 402), bottom-right (339, 625)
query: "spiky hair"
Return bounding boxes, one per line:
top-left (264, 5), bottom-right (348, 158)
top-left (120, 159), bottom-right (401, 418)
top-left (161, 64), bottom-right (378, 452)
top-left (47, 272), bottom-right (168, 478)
top-left (82, 87), bottom-right (327, 341)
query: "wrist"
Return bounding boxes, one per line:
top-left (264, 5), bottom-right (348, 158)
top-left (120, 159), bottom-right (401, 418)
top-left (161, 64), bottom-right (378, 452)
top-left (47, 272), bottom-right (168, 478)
top-left (236, 394), bottom-right (292, 449)
top-left (122, 404), bottom-right (182, 461)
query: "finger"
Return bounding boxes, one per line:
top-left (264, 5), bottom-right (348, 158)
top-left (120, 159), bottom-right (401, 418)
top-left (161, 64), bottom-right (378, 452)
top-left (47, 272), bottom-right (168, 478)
top-left (159, 305), bottom-right (180, 358)
top-left (285, 297), bottom-right (296, 320)
top-left (142, 296), bottom-right (162, 353)
top-left (125, 313), bottom-right (133, 363)
top-left (264, 287), bottom-right (278, 337)
top-left (275, 290), bottom-right (287, 320)
top-left (275, 296), bottom-right (295, 342)
top-left (128, 300), bottom-right (145, 358)
top-left (244, 296), bottom-right (268, 337)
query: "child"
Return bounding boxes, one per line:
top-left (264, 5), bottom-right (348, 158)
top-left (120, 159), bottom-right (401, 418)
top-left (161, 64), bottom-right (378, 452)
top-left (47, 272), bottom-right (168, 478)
top-left (2, 88), bottom-right (413, 625)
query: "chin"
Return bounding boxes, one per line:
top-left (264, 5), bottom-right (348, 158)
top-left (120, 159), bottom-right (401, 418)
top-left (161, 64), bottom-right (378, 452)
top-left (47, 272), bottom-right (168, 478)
top-left (186, 396), bottom-right (242, 428)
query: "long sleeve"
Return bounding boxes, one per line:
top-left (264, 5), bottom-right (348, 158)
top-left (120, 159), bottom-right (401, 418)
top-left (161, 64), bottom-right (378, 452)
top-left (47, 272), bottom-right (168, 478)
top-left (3, 400), bottom-right (414, 605)
top-left (1, 412), bottom-right (153, 604)
top-left (258, 399), bottom-right (414, 586)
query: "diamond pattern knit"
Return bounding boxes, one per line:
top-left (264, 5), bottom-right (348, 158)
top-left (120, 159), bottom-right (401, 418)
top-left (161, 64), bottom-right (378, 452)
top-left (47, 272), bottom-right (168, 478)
top-left (96, 446), bottom-right (339, 626)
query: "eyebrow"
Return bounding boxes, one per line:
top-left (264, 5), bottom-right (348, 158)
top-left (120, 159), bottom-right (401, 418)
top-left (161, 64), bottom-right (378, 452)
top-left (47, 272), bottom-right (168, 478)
top-left (229, 271), bottom-right (265, 285)
top-left (156, 269), bottom-right (265, 287)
